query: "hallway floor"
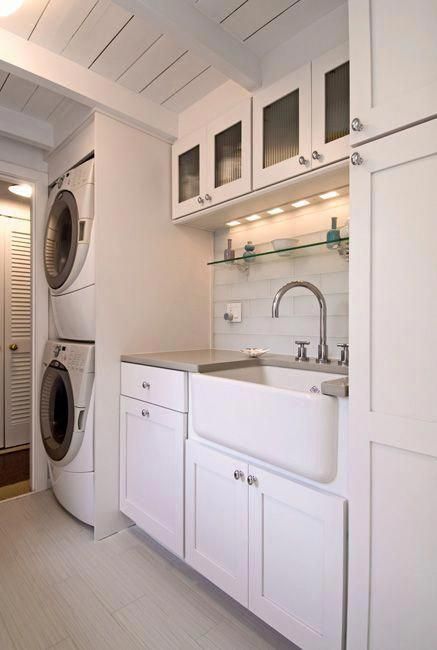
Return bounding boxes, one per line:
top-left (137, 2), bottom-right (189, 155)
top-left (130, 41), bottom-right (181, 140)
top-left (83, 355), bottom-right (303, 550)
top-left (0, 490), bottom-right (297, 650)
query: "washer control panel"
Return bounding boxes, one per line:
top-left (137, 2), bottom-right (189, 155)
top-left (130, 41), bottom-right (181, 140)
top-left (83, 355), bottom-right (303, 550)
top-left (47, 341), bottom-right (94, 374)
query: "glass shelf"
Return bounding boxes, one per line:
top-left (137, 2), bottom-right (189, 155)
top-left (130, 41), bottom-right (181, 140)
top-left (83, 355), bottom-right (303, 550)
top-left (207, 237), bottom-right (349, 266)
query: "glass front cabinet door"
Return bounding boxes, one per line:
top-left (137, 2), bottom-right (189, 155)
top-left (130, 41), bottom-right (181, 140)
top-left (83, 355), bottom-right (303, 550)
top-left (206, 99), bottom-right (252, 206)
top-left (311, 43), bottom-right (350, 168)
top-left (252, 64), bottom-right (311, 190)
top-left (172, 127), bottom-right (207, 219)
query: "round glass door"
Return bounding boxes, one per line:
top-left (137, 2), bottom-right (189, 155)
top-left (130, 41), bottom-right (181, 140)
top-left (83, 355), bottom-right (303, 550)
top-left (44, 190), bottom-right (78, 290)
top-left (40, 362), bottom-right (74, 461)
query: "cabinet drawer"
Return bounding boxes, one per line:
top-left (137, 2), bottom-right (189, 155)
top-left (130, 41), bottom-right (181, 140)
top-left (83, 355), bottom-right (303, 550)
top-left (121, 363), bottom-right (187, 412)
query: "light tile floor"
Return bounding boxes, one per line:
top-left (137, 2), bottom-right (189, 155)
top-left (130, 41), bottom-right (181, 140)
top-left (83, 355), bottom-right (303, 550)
top-left (0, 490), bottom-right (299, 650)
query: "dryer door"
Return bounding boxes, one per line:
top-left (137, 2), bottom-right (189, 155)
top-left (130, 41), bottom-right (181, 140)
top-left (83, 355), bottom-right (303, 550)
top-left (40, 361), bottom-right (75, 461)
top-left (44, 190), bottom-right (79, 290)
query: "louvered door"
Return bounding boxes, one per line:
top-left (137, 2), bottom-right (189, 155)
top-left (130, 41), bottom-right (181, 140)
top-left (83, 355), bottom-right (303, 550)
top-left (4, 217), bottom-right (31, 447)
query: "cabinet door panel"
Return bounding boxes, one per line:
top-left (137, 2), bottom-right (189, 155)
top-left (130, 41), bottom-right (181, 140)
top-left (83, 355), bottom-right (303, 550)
top-left (312, 43), bottom-right (349, 167)
top-left (206, 98), bottom-right (252, 205)
top-left (172, 127), bottom-right (207, 219)
top-left (253, 64), bottom-right (311, 189)
top-left (349, 0), bottom-right (437, 144)
top-left (120, 396), bottom-right (186, 557)
top-left (185, 441), bottom-right (248, 605)
top-left (249, 467), bottom-right (346, 650)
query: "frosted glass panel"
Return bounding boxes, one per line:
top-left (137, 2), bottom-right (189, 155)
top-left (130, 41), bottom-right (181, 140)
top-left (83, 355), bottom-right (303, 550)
top-left (215, 122), bottom-right (242, 188)
top-left (178, 145), bottom-right (199, 203)
top-left (325, 61), bottom-right (350, 144)
top-left (263, 89), bottom-right (299, 168)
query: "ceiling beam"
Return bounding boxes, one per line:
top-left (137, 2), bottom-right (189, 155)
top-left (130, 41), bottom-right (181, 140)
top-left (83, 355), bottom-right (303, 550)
top-left (0, 103), bottom-right (53, 150)
top-left (0, 28), bottom-right (178, 142)
top-left (112, 0), bottom-right (261, 90)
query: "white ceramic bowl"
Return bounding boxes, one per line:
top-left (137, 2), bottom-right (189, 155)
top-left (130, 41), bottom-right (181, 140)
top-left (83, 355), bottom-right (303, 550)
top-left (240, 348), bottom-right (270, 358)
top-left (271, 238), bottom-right (299, 256)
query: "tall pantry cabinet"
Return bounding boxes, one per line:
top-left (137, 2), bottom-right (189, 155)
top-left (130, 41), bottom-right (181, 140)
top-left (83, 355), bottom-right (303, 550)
top-left (348, 1), bottom-right (437, 649)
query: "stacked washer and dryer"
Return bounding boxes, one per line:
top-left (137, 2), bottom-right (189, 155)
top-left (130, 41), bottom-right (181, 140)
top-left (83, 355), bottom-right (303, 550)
top-left (39, 159), bottom-right (96, 525)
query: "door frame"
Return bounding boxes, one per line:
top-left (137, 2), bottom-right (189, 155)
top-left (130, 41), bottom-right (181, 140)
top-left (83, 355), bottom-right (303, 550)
top-left (0, 161), bottom-right (48, 492)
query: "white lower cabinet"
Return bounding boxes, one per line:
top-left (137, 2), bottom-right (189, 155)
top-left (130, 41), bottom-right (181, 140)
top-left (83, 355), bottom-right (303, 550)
top-left (120, 395), bottom-right (186, 557)
top-left (186, 441), bottom-right (346, 650)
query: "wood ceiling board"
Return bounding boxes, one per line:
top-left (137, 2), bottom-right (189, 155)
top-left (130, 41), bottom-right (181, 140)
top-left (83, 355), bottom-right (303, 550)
top-left (62, 0), bottom-right (132, 68)
top-left (221, 0), bottom-right (293, 41)
top-left (0, 103), bottom-right (53, 149)
top-left (0, 71), bottom-right (8, 88)
top-left (0, 0), bottom-right (48, 39)
top-left (192, 0), bottom-right (249, 23)
top-left (30, 0), bottom-right (99, 54)
top-left (118, 34), bottom-right (186, 93)
top-left (142, 51), bottom-right (207, 104)
top-left (90, 15), bottom-right (162, 80)
top-left (0, 75), bottom-right (38, 111)
top-left (246, 0), bottom-right (346, 56)
top-left (163, 66), bottom-right (226, 112)
top-left (22, 85), bottom-right (63, 120)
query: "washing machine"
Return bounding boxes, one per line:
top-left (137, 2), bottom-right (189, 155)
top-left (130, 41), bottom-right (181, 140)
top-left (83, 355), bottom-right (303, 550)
top-left (39, 340), bottom-right (95, 525)
top-left (44, 158), bottom-right (95, 341)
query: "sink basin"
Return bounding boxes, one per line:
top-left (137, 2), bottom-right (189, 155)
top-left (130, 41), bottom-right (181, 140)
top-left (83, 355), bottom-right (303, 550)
top-left (190, 366), bottom-right (343, 483)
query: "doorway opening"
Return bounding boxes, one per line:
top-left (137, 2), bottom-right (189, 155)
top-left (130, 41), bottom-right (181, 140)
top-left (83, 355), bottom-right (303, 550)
top-left (0, 178), bottom-right (32, 501)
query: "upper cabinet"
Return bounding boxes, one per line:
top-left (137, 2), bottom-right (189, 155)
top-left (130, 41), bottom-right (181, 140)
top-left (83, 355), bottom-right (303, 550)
top-left (252, 64), bottom-right (311, 190)
top-left (172, 99), bottom-right (252, 219)
top-left (349, 0), bottom-right (437, 145)
top-left (311, 43), bottom-right (350, 168)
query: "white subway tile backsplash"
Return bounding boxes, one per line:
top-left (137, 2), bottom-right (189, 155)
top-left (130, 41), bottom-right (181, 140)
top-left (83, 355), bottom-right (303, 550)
top-left (320, 271), bottom-right (349, 293)
top-left (231, 280), bottom-right (271, 300)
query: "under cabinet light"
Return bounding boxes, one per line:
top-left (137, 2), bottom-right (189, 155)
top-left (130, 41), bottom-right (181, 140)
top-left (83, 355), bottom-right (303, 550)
top-left (246, 214), bottom-right (261, 222)
top-left (267, 207), bottom-right (284, 215)
top-left (291, 199), bottom-right (310, 208)
top-left (0, 0), bottom-right (23, 16)
top-left (226, 220), bottom-right (241, 227)
top-left (8, 184), bottom-right (32, 198)
top-left (319, 191), bottom-right (339, 200)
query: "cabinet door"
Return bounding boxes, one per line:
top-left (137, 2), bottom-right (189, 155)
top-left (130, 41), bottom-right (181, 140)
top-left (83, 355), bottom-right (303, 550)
top-left (206, 98), bottom-right (252, 205)
top-left (311, 43), bottom-right (350, 167)
top-left (172, 127), bottom-right (207, 219)
top-left (349, 0), bottom-right (437, 144)
top-left (348, 120), bottom-right (437, 650)
top-left (185, 441), bottom-right (249, 605)
top-left (120, 396), bottom-right (186, 557)
top-left (253, 64), bottom-right (311, 190)
top-left (249, 467), bottom-right (346, 650)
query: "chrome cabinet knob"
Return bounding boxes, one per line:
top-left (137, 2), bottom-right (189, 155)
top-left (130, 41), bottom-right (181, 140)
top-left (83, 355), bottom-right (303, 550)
top-left (295, 340), bottom-right (310, 362)
top-left (141, 409), bottom-right (150, 417)
top-left (247, 475), bottom-right (257, 486)
top-left (205, 194), bottom-right (212, 201)
top-left (298, 155), bottom-right (308, 166)
top-left (351, 152), bottom-right (363, 166)
top-left (351, 117), bottom-right (364, 132)
top-left (197, 196), bottom-right (204, 204)
top-left (233, 469), bottom-right (244, 480)
top-left (312, 150), bottom-right (321, 161)
top-left (142, 381), bottom-right (150, 389)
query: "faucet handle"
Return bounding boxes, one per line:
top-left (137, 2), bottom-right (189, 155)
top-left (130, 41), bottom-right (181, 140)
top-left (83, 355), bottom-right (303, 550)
top-left (295, 340), bottom-right (310, 362)
top-left (337, 343), bottom-right (349, 366)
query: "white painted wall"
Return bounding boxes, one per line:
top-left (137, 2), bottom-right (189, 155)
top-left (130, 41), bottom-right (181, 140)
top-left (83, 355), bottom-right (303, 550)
top-left (213, 198), bottom-right (349, 359)
top-left (93, 112), bottom-right (212, 540)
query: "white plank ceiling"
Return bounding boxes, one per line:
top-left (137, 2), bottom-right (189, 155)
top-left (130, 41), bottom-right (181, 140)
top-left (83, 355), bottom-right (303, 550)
top-left (0, 0), bottom-right (345, 120)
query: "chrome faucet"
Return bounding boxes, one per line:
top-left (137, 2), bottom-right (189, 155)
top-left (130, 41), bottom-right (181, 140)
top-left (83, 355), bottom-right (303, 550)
top-left (272, 281), bottom-right (330, 364)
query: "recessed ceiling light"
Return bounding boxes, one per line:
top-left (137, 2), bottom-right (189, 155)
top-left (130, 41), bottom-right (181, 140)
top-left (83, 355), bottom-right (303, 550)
top-left (8, 184), bottom-right (32, 198)
top-left (246, 214), bottom-right (261, 222)
top-left (291, 199), bottom-right (310, 208)
top-left (0, 0), bottom-right (23, 17)
top-left (226, 220), bottom-right (241, 227)
top-left (319, 191), bottom-right (339, 200)
top-left (267, 207), bottom-right (284, 215)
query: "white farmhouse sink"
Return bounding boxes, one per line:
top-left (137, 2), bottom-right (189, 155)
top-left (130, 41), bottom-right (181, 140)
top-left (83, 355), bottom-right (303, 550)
top-left (190, 366), bottom-right (343, 483)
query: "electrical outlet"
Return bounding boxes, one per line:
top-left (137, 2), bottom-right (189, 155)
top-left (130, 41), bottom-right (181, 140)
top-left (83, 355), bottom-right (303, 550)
top-left (224, 302), bottom-right (242, 323)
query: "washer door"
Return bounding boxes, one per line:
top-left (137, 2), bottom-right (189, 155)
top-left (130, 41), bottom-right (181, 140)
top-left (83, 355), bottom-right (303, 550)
top-left (40, 361), bottom-right (75, 462)
top-left (44, 190), bottom-right (79, 290)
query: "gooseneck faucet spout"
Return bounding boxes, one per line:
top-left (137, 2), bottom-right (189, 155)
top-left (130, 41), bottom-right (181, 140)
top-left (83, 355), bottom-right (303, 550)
top-left (272, 281), bottom-right (330, 364)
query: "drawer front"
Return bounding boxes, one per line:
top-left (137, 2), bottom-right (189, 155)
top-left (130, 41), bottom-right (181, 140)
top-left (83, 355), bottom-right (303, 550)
top-left (121, 363), bottom-right (187, 412)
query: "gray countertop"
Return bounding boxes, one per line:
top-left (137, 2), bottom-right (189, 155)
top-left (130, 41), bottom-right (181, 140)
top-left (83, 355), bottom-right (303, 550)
top-left (121, 349), bottom-right (349, 397)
